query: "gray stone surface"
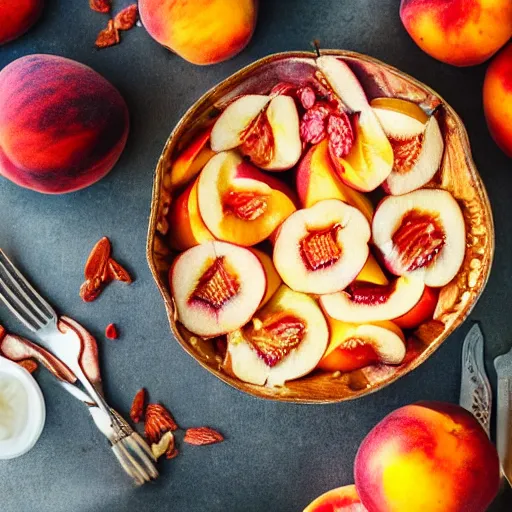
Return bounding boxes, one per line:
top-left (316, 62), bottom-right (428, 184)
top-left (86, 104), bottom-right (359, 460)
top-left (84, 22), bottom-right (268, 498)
top-left (0, 0), bottom-right (510, 510)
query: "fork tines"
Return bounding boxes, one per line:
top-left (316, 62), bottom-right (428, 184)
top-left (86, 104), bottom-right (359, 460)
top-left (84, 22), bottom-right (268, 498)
top-left (0, 250), bottom-right (56, 332)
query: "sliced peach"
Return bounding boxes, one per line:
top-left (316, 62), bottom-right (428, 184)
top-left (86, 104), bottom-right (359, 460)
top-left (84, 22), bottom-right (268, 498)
top-left (372, 189), bottom-right (465, 287)
top-left (197, 151), bottom-right (296, 246)
top-left (211, 95), bottom-right (271, 151)
top-left (303, 484), bottom-right (367, 512)
top-left (210, 94), bottom-right (301, 171)
top-left (170, 241), bottom-right (266, 337)
top-left (317, 319), bottom-right (406, 372)
top-left (273, 199), bottom-right (371, 295)
top-left (330, 109), bottom-right (395, 192)
top-left (169, 127), bottom-right (215, 190)
top-left (249, 248), bottom-right (282, 307)
top-left (315, 56), bottom-right (394, 192)
top-left (319, 276), bottom-right (425, 323)
top-left (168, 178), bottom-right (215, 250)
top-left (371, 99), bottom-right (444, 196)
top-left (393, 286), bottom-right (439, 329)
top-left (296, 139), bottom-right (374, 221)
top-left (225, 285), bottom-right (329, 387)
top-left (356, 255), bottom-right (389, 286)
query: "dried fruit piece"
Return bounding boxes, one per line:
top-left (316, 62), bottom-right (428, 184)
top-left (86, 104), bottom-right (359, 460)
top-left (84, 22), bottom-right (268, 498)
top-left (184, 427), bottom-right (224, 446)
top-left (130, 388), bottom-right (146, 423)
top-left (296, 85), bottom-right (316, 110)
top-left (114, 4), bottom-right (138, 31)
top-left (327, 112), bottom-right (354, 159)
top-left (166, 447), bottom-right (179, 459)
top-left (151, 431), bottom-right (174, 460)
top-left (392, 210), bottom-right (445, 272)
top-left (95, 19), bottom-right (120, 49)
top-left (222, 190), bottom-right (268, 221)
top-left (105, 323), bottom-right (118, 339)
top-left (18, 359), bottom-right (38, 374)
top-left (107, 259), bottom-right (132, 283)
top-left (300, 103), bottom-right (331, 145)
top-left (80, 237), bottom-right (132, 302)
top-left (245, 313), bottom-right (306, 367)
top-left (145, 403), bottom-right (179, 444)
top-left (90, 0), bottom-right (111, 14)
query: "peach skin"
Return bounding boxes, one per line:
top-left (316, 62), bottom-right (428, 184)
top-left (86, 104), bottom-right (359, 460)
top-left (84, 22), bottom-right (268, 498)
top-left (400, 0), bottom-right (512, 66)
top-left (168, 178), bottom-right (215, 251)
top-left (0, 54), bottom-right (129, 194)
top-left (303, 484), bottom-right (367, 511)
top-left (296, 139), bottom-right (374, 221)
top-left (484, 42), bottom-right (512, 157)
top-left (354, 401), bottom-right (500, 512)
top-left (139, 0), bottom-right (258, 65)
top-left (0, 0), bottom-right (44, 45)
top-left (169, 127), bottom-right (215, 190)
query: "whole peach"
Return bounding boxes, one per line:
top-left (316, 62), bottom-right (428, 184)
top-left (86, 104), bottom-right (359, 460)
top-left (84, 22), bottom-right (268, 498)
top-left (139, 0), bottom-right (258, 65)
top-left (354, 401), bottom-right (500, 512)
top-left (400, 0), bottom-right (512, 66)
top-left (0, 54), bottom-right (129, 194)
top-left (0, 0), bottom-right (44, 45)
top-left (484, 43), bottom-right (512, 156)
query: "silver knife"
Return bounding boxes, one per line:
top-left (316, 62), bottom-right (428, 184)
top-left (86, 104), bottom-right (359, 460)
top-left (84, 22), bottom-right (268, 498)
top-left (459, 323), bottom-right (492, 436)
top-left (494, 346), bottom-right (512, 486)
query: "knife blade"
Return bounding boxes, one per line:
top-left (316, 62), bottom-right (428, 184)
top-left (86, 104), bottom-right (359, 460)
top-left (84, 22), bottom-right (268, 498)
top-left (459, 323), bottom-right (492, 436)
top-left (494, 346), bottom-right (512, 487)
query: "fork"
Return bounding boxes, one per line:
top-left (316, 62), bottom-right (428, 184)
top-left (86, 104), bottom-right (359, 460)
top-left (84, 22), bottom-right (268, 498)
top-left (0, 249), bottom-right (158, 485)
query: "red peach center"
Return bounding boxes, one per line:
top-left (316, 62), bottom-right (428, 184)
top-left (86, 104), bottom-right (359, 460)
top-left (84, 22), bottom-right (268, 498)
top-left (300, 225), bottom-right (342, 271)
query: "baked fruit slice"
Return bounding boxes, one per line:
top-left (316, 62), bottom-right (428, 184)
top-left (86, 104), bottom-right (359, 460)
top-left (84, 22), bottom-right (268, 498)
top-left (372, 189), bottom-right (465, 287)
top-left (273, 199), bottom-right (371, 294)
top-left (170, 241), bottom-right (266, 337)
top-left (197, 151), bottom-right (296, 246)
top-left (224, 285), bottom-right (329, 387)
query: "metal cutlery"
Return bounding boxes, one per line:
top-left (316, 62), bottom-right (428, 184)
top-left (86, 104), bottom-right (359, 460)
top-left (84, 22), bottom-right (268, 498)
top-left (459, 323), bottom-right (492, 436)
top-left (0, 249), bottom-right (158, 485)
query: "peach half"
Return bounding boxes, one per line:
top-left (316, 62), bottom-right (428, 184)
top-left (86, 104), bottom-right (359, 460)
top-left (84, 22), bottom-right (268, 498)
top-left (169, 127), bottom-right (215, 190)
top-left (296, 139), bottom-right (374, 221)
top-left (315, 56), bottom-right (394, 192)
top-left (168, 177), bottom-right (215, 251)
top-left (225, 285), bottom-right (329, 387)
top-left (317, 319), bottom-right (406, 373)
top-left (371, 98), bottom-right (444, 195)
top-left (197, 151), bottom-right (296, 246)
top-left (169, 241), bottom-right (265, 337)
top-left (249, 248), bottom-right (282, 307)
top-left (393, 286), bottom-right (438, 329)
top-left (273, 199), bottom-right (371, 295)
top-left (372, 189), bottom-right (466, 287)
top-left (320, 276), bottom-right (424, 323)
top-left (303, 484), bottom-right (367, 512)
top-left (354, 401), bottom-right (501, 512)
top-left (211, 94), bottom-right (302, 171)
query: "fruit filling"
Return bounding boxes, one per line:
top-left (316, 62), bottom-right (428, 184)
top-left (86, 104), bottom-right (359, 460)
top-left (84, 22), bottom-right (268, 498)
top-left (389, 133), bottom-right (424, 174)
top-left (189, 256), bottom-right (240, 310)
top-left (392, 210), bottom-right (446, 271)
top-left (345, 281), bottom-right (396, 305)
top-left (222, 190), bottom-right (268, 221)
top-left (245, 313), bottom-right (306, 367)
top-left (240, 110), bottom-right (274, 166)
top-left (334, 338), bottom-right (379, 372)
top-left (300, 225), bottom-right (342, 271)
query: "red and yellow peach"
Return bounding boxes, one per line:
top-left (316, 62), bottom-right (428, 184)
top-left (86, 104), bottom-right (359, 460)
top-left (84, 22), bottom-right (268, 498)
top-left (400, 0), bottom-right (512, 66)
top-left (304, 484), bottom-right (366, 512)
top-left (139, 0), bottom-right (258, 65)
top-left (484, 42), bottom-right (512, 157)
top-left (354, 401), bottom-right (500, 512)
top-left (0, 0), bottom-right (44, 45)
top-left (0, 54), bottom-right (129, 194)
